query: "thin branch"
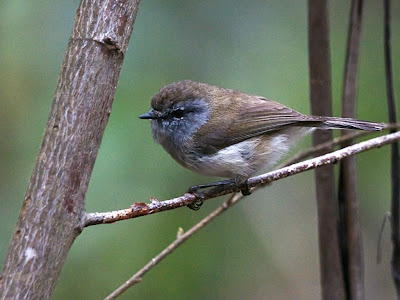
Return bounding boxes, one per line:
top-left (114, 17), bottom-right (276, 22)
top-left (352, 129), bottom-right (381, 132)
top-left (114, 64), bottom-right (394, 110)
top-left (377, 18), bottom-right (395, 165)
top-left (377, 212), bottom-right (391, 264)
top-left (102, 130), bottom-right (399, 299)
top-left (307, 0), bottom-right (346, 297)
top-left (282, 128), bottom-right (390, 167)
top-left (104, 193), bottom-right (243, 299)
top-left (88, 128), bottom-right (395, 227)
top-left (85, 130), bottom-right (398, 227)
top-left (338, 1), bottom-right (365, 298)
top-left (383, 0), bottom-right (400, 295)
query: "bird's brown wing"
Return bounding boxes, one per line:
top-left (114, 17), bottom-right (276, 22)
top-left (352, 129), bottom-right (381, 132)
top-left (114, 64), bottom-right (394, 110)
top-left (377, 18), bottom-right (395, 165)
top-left (193, 95), bottom-right (308, 154)
top-left (227, 96), bottom-right (306, 142)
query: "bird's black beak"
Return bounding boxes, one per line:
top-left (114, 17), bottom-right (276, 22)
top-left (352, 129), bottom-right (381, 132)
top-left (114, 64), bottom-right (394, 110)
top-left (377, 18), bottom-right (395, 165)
top-left (139, 110), bottom-right (158, 119)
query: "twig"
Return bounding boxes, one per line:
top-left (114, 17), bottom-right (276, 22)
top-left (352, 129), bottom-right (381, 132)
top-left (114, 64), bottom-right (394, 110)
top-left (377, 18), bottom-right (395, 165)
top-left (377, 212), bottom-right (391, 264)
top-left (102, 131), bottom-right (400, 299)
top-left (104, 192), bottom-right (243, 299)
top-left (86, 131), bottom-right (399, 227)
top-left (338, 0), bottom-right (365, 298)
top-left (307, 0), bottom-right (346, 297)
top-left (87, 129), bottom-right (391, 227)
top-left (282, 129), bottom-right (379, 167)
top-left (282, 124), bottom-right (398, 167)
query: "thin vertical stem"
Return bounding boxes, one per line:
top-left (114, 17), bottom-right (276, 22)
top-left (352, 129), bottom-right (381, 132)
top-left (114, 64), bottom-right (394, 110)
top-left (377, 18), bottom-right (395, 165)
top-left (338, 0), bottom-right (365, 299)
top-left (383, 0), bottom-right (400, 296)
top-left (308, 1), bottom-right (346, 299)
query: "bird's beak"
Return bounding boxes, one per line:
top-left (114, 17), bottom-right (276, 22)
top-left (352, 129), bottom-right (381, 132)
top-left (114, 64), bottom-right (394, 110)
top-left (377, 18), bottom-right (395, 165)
top-left (139, 110), bottom-right (158, 119)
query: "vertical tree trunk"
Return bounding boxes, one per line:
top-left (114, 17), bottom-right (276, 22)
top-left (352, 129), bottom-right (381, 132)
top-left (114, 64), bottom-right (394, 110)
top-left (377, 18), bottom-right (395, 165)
top-left (0, 1), bottom-right (141, 299)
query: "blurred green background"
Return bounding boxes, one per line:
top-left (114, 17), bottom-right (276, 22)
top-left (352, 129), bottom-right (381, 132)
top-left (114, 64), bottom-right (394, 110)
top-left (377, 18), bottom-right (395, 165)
top-left (1, 0), bottom-right (399, 299)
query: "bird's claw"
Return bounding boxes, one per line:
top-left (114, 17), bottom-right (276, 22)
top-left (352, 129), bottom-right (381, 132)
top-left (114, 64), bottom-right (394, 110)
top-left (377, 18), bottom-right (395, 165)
top-left (240, 180), bottom-right (252, 196)
top-left (186, 178), bottom-right (251, 210)
top-left (187, 199), bottom-right (204, 210)
top-left (187, 186), bottom-right (205, 210)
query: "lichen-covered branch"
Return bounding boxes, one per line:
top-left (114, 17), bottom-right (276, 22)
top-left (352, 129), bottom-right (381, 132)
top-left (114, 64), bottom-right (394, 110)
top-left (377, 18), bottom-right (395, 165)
top-left (85, 131), bottom-right (399, 227)
top-left (101, 130), bottom-right (398, 299)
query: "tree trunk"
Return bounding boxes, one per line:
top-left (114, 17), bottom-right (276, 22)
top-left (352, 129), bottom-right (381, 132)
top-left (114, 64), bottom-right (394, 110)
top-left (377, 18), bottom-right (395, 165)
top-left (0, 1), bottom-right (141, 299)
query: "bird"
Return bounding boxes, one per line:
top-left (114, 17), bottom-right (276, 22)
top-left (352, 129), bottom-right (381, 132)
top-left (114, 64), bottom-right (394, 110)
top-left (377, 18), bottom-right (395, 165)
top-left (140, 80), bottom-right (385, 209)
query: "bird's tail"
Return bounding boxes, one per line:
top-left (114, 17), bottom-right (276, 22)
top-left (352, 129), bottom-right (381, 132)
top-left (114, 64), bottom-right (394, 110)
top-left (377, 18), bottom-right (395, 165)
top-left (304, 116), bottom-right (386, 131)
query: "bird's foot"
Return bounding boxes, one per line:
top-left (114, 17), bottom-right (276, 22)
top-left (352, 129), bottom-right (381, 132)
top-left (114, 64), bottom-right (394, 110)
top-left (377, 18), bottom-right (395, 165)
top-left (240, 180), bottom-right (252, 196)
top-left (187, 178), bottom-right (252, 210)
top-left (187, 186), bottom-right (206, 210)
top-left (187, 180), bottom-right (234, 210)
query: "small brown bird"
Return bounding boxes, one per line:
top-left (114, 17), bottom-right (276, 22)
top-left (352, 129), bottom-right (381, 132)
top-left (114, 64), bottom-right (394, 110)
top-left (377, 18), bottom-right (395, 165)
top-left (140, 80), bottom-right (385, 209)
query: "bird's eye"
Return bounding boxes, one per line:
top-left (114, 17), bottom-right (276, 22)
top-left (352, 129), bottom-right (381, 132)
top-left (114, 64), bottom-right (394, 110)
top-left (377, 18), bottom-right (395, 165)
top-left (170, 108), bottom-right (185, 119)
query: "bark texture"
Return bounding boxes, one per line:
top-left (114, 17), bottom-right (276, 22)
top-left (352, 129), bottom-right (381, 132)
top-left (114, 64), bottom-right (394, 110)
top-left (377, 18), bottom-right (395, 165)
top-left (0, 1), bottom-right (141, 299)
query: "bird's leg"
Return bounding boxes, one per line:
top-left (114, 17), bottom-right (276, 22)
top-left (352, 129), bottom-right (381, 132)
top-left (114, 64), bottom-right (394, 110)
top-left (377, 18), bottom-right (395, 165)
top-left (234, 175), bottom-right (252, 196)
top-left (188, 179), bottom-right (236, 192)
top-left (187, 179), bottom-right (236, 210)
top-left (186, 200), bottom-right (203, 211)
top-left (240, 180), bottom-right (251, 196)
top-left (187, 177), bottom-right (251, 210)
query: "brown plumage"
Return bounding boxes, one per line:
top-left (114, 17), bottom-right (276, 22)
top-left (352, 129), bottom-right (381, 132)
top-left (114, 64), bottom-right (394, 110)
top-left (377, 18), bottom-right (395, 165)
top-left (149, 80), bottom-right (384, 154)
top-left (141, 80), bottom-right (385, 202)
